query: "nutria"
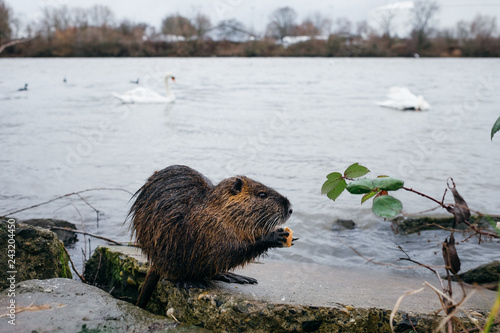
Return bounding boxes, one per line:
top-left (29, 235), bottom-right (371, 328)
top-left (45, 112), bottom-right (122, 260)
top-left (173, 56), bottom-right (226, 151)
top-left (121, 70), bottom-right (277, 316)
top-left (129, 165), bottom-right (294, 308)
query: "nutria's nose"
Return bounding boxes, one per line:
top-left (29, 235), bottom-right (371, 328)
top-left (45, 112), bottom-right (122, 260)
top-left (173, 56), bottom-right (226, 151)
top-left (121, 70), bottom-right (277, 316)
top-left (288, 207), bottom-right (293, 216)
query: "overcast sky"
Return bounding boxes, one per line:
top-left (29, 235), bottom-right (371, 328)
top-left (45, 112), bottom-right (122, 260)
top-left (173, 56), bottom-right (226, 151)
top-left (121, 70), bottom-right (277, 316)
top-left (10, 0), bottom-right (500, 35)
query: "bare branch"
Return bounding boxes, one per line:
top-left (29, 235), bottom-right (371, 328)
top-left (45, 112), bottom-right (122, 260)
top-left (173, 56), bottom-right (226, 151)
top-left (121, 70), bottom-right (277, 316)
top-left (402, 186), bottom-right (449, 209)
top-left (2, 187), bottom-right (133, 216)
top-left (61, 243), bottom-right (87, 283)
top-left (50, 226), bottom-right (131, 246)
top-left (0, 37), bottom-right (37, 54)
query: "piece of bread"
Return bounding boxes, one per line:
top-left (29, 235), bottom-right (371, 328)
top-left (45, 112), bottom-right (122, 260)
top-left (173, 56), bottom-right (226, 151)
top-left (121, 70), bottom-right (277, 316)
top-left (284, 227), bottom-right (293, 247)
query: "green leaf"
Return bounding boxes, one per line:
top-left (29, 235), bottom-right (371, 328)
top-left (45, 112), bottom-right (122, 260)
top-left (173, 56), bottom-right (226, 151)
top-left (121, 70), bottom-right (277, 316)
top-left (361, 190), bottom-right (379, 204)
top-left (326, 172), bottom-right (343, 181)
top-left (372, 195), bottom-right (403, 218)
top-left (344, 163), bottom-right (370, 179)
top-left (346, 178), bottom-right (375, 194)
top-left (327, 179), bottom-right (347, 201)
top-left (491, 116), bottom-right (500, 140)
top-left (321, 172), bottom-right (343, 194)
top-left (372, 177), bottom-right (404, 191)
top-left (321, 178), bottom-right (340, 194)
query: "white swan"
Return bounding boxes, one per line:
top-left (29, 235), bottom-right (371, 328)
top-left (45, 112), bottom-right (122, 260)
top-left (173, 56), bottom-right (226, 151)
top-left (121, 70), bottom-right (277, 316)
top-left (375, 86), bottom-right (430, 111)
top-left (113, 74), bottom-right (176, 104)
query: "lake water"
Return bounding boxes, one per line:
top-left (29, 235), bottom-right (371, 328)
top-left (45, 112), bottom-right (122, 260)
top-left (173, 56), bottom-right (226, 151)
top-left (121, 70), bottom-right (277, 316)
top-left (1, 57), bottom-right (499, 280)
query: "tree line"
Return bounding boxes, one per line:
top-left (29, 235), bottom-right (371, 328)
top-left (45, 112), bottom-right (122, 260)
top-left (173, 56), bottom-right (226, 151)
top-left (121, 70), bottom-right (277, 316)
top-left (0, 0), bottom-right (499, 57)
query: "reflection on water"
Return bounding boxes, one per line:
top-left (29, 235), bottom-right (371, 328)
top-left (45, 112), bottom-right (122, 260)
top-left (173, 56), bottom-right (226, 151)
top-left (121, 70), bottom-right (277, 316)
top-left (0, 57), bottom-right (499, 278)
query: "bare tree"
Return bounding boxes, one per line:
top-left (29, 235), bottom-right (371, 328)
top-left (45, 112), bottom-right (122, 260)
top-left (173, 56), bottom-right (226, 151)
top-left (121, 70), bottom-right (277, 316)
top-left (87, 5), bottom-right (115, 27)
top-left (470, 14), bottom-right (497, 40)
top-left (295, 18), bottom-right (320, 37)
top-left (0, 1), bottom-right (38, 54)
top-left (356, 20), bottom-right (370, 37)
top-left (216, 19), bottom-right (247, 41)
top-left (118, 19), bottom-right (135, 36)
top-left (335, 17), bottom-right (352, 36)
top-left (162, 14), bottom-right (196, 38)
top-left (411, 0), bottom-right (440, 52)
top-left (377, 7), bottom-right (397, 39)
top-left (266, 6), bottom-right (297, 40)
top-left (455, 20), bottom-right (469, 40)
top-left (0, 0), bottom-right (12, 43)
top-left (310, 12), bottom-right (332, 36)
top-left (72, 7), bottom-right (89, 29)
top-left (39, 5), bottom-right (72, 37)
top-left (192, 13), bottom-right (211, 39)
top-left (456, 14), bottom-right (497, 56)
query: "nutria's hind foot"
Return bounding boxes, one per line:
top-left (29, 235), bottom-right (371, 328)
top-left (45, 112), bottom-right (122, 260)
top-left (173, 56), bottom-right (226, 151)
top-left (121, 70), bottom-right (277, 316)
top-left (213, 272), bottom-right (258, 284)
top-left (175, 280), bottom-right (212, 290)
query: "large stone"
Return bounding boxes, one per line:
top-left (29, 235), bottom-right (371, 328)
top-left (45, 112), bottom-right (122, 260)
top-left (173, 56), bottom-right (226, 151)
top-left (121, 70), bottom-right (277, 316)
top-left (0, 278), bottom-right (207, 333)
top-left (392, 215), bottom-right (499, 234)
top-left (0, 218), bottom-right (72, 290)
top-left (21, 218), bottom-right (78, 246)
top-left (85, 246), bottom-right (499, 333)
top-left (454, 261), bottom-right (500, 289)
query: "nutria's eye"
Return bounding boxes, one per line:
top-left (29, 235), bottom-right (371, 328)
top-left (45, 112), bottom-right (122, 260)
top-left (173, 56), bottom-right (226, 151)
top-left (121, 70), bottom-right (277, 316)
top-left (258, 192), bottom-right (268, 199)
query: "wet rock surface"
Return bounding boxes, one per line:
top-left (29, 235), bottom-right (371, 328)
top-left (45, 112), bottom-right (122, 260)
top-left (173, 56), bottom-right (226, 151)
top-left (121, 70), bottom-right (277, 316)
top-left (0, 219), bottom-right (72, 290)
top-left (454, 261), bottom-right (500, 290)
top-left (392, 214), bottom-right (499, 234)
top-left (332, 219), bottom-right (356, 231)
top-left (21, 218), bottom-right (78, 245)
top-left (85, 246), bottom-right (499, 333)
top-left (0, 278), bottom-right (207, 333)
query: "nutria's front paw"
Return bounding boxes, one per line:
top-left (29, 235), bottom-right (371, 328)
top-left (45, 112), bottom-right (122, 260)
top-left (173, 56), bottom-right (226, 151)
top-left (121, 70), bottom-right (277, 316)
top-left (265, 228), bottom-right (290, 248)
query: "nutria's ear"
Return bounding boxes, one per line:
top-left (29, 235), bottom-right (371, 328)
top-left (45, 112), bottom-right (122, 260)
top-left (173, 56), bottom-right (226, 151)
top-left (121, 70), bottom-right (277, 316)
top-left (230, 178), bottom-right (243, 195)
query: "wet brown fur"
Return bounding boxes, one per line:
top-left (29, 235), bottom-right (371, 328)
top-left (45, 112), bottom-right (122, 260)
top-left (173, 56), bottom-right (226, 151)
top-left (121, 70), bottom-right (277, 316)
top-left (129, 165), bottom-right (292, 282)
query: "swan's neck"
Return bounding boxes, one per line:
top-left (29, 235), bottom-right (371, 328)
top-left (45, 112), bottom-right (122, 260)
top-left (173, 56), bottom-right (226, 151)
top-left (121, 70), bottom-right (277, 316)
top-left (165, 78), bottom-right (174, 98)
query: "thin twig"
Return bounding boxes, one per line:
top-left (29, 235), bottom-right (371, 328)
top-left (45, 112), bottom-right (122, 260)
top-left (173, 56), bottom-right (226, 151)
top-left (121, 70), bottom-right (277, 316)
top-left (402, 186), bottom-right (449, 209)
top-left (441, 188), bottom-right (448, 205)
top-left (403, 205), bottom-right (441, 216)
top-left (75, 193), bottom-right (101, 225)
top-left (93, 252), bottom-right (103, 286)
top-left (432, 287), bottom-right (476, 333)
top-left (390, 287), bottom-right (425, 333)
top-left (463, 220), bottom-right (499, 239)
top-left (398, 246), bottom-right (447, 292)
top-left (2, 187), bottom-right (133, 216)
top-left (61, 243), bottom-right (87, 283)
top-left (70, 201), bottom-right (87, 271)
top-left (428, 223), bottom-right (458, 232)
top-left (50, 226), bottom-right (125, 246)
top-left (341, 239), bottom-right (443, 270)
top-left (76, 193), bottom-right (100, 215)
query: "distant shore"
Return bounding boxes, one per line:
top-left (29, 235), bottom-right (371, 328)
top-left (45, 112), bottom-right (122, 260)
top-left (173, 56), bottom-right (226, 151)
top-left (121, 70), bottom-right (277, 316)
top-left (2, 38), bottom-right (500, 58)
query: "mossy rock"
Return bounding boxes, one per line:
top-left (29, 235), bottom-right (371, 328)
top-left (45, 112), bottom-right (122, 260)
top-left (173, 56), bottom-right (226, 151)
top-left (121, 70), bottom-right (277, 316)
top-left (85, 246), bottom-right (498, 333)
top-left (453, 261), bottom-right (500, 289)
top-left (392, 215), bottom-right (499, 234)
top-left (22, 218), bottom-right (78, 245)
top-left (0, 218), bottom-right (72, 290)
top-left (84, 246), bottom-right (149, 303)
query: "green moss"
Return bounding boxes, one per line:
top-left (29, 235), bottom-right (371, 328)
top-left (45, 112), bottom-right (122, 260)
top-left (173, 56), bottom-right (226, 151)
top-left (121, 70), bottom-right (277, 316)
top-left (392, 215), bottom-right (499, 234)
top-left (85, 246), bottom-right (493, 333)
top-left (58, 243), bottom-right (72, 279)
top-left (84, 247), bottom-right (147, 303)
top-left (77, 324), bottom-right (103, 333)
top-left (0, 220), bottom-right (72, 288)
